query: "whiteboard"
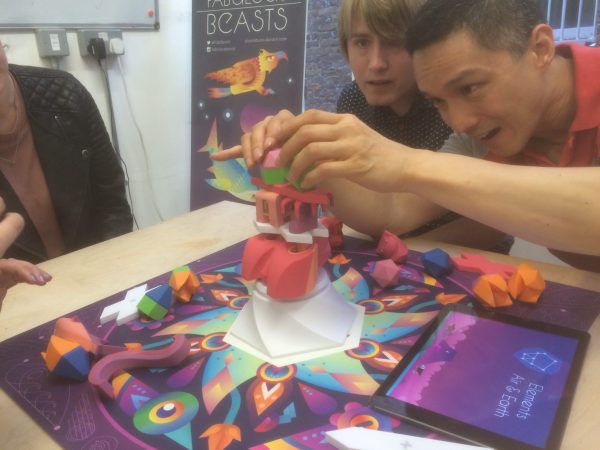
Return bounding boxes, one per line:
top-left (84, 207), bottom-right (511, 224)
top-left (0, 0), bottom-right (159, 30)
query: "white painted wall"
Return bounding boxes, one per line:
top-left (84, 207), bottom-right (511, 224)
top-left (510, 239), bottom-right (568, 266)
top-left (0, 0), bottom-right (192, 229)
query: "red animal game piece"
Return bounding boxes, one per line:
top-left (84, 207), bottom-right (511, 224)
top-left (376, 230), bottom-right (408, 263)
top-left (451, 253), bottom-right (515, 279)
top-left (242, 234), bottom-right (329, 300)
top-left (320, 215), bottom-right (344, 250)
top-left (54, 317), bottom-right (123, 356)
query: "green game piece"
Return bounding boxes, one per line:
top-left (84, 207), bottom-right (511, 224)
top-left (137, 295), bottom-right (168, 320)
top-left (260, 166), bottom-right (290, 185)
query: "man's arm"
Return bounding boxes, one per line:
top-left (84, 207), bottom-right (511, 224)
top-left (214, 109), bottom-right (600, 256)
top-left (272, 110), bottom-right (600, 256)
top-left (320, 178), bottom-right (447, 238)
top-left (403, 150), bottom-right (600, 255)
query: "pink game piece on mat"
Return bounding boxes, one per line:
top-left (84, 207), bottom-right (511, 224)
top-left (451, 253), bottom-right (515, 279)
top-left (88, 334), bottom-right (190, 399)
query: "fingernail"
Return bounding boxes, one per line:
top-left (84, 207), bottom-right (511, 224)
top-left (253, 148), bottom-right (262, 161)
top-left (36, 275), bottom-right (47, 284)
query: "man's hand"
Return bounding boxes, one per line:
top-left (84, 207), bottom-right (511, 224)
top-left (210, 109), bottom-right (296, 168)
top-left (212, 109), bottom-right (418, 193)
top-left (274, 110), bottom-right (416, 192)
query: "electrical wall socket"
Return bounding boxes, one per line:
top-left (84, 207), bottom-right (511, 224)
top-left (77, 29), bottom-right (123, 57)
top-left (35, 29), bottom-right (69, 57)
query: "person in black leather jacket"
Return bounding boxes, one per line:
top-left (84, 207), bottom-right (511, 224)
top-left (0, 43), bottom-right (133, 263)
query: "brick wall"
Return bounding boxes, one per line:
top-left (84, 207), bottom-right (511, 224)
top-left (305, 0), bottom-right (352, 111)
top-left (596, 4), bottom-right (600, 43)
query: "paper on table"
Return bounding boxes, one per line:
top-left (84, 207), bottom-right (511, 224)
top-left (325, 427), bottom-right (493, 450)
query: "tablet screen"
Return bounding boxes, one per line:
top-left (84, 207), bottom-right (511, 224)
top-left (372, 305), bottom-right (589, 450)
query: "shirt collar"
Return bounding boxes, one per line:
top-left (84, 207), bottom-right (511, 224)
top-left (557, 43), bottom-right (600, 132)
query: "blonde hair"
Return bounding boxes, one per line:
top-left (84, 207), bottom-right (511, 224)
top-left (338, 0), bottom-right (427, 60)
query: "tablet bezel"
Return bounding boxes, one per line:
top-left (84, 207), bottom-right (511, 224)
top-left (370, 303), bottom-right (590, 450)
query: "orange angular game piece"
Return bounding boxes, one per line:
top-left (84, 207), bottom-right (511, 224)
top-left (169, 265), bottom-right (201, 303)
top-left (435, 293), bottom-right (466, 305)
top-left (41, 335), bottom-right (90, 381)
top-left (472, 274), bottom-right (513, 308)
top-left (41, 335), bottom-right (81, 371)
top-left (508, 263), bottom-right (545, 304)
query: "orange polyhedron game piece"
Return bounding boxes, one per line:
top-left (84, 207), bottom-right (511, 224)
top-left (472, 274), bottom-right (513, 308)
top-left (169, 265), bottom-right (201, 303)
top-left (508, 263), bottom-right (546, 304)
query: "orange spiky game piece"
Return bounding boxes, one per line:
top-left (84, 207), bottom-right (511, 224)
top-left (508, 263), bottom-right (545, 304)
top-left (472, 274), bottom-right (513, 308)
top-left (169, 265), bottom-right (201, 303)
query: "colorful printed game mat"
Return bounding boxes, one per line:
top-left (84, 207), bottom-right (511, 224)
top-left (1, 237), bottom-right (599, 450)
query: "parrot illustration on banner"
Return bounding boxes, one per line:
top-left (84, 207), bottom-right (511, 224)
top-left (205, 49), bottom-right (288, 98)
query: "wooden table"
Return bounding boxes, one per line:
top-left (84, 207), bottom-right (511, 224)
top-left (1, 201), bottom-right (599, 449)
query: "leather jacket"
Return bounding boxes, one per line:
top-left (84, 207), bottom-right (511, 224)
top-left (1, 64), bottom-right (133, 263)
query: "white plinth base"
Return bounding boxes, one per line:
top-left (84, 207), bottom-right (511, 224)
top-left (224, 269), bottom-right (364, 367)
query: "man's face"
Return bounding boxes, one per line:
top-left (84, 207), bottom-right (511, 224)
top-left (413, 30), bottom-right (546, 157)
top-left (347, 18), bottom-right (417, 115)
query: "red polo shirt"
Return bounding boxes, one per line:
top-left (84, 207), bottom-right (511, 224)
top-left (487, 43), bottom-right (600, 167)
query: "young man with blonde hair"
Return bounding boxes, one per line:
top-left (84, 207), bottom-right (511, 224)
top-left (336, 0), bottom-right (450, 150)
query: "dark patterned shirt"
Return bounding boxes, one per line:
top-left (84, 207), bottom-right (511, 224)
top-left (336, 81), bottom-right (452, 150)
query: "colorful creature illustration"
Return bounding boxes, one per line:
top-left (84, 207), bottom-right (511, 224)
top-left (205, 49), bottom-right (288, 98)
top-left (197, 120), bottom-right (256, 203)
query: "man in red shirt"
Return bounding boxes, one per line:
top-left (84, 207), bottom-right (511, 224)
top-left (213, 0), bottom-right (600, 272)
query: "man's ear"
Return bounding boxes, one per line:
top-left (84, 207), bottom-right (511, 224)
top-left (528, 24), bottom-right (555, 69)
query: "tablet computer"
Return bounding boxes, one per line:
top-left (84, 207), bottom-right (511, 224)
top-left (371, 303), bottom-right (589, 450)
